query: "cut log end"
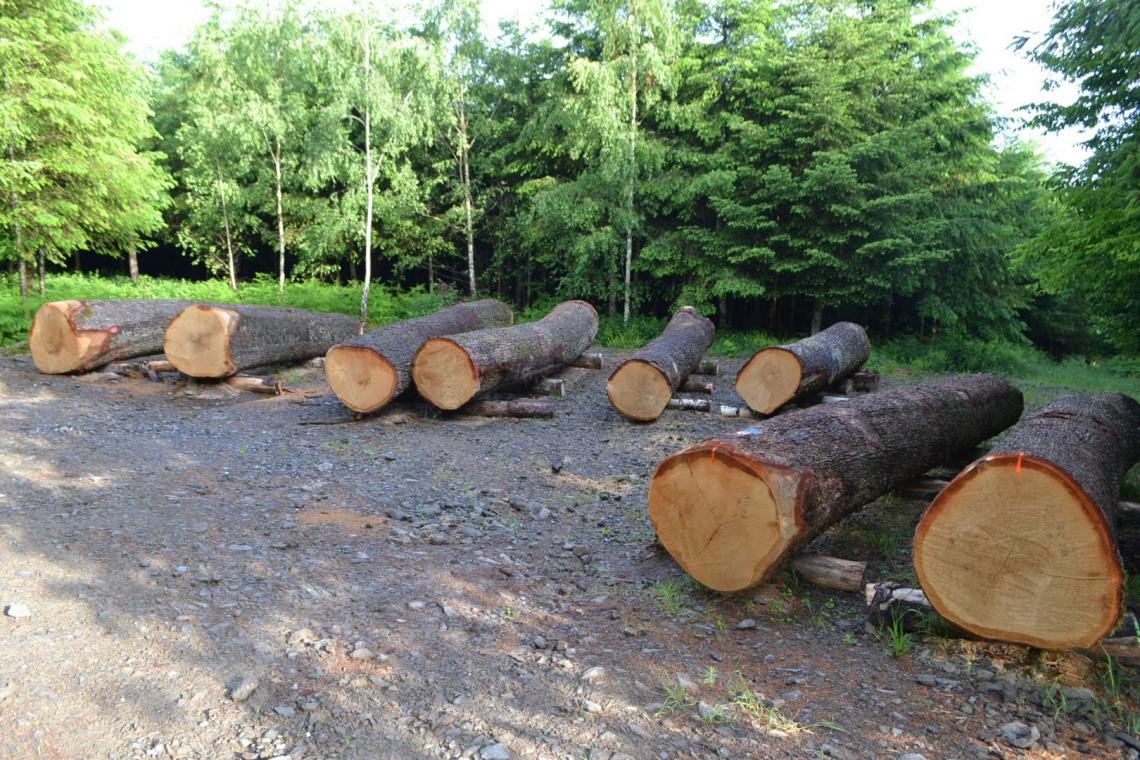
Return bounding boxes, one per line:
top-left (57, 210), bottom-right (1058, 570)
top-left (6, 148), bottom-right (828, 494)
top-left (648, 443), bottom-right (804, 592)
top-left (411, 338), bottom-right (479, 410)
top-left (29, 301), bottom-right (109, 374)
top-left (164, 305), bottom-right (239, 378)
top-left (324, 345), bottom-right (398, 414)
top-left (736, 348), bottom-right (801, 415)
top-left (607, 360), bottom-right (673, 421)
top-left (914, 453), bottom-right (1124, 650)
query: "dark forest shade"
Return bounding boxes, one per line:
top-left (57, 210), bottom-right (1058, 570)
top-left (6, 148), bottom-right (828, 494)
top-left (648, 374), bottom-right (1023, 592)
top-left (914, 393), bottom-right (1140, 650)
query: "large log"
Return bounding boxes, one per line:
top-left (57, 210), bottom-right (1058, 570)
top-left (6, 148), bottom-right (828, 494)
top-left (914, 393), bottom-right (1140, 650)
top-left (29, 300), bottom-right (194, 374)
top-left (324, 300), bottom-right (513, 414)
top-left (607, 306), bottom-right (716, 421)
top-left (736, 322), bottom-right (870, 414)
top-left (647, 374), bottom-right (1023, 592)
top-left (164, 304), bottom-right (360, 378)
top-left (412, 300), bottom-right (598, 410)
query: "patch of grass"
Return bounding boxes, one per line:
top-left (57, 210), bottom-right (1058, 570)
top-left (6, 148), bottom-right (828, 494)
top-left (702, 666), bottom-right (719, 686)
top-left (882, 614), bottom-right (916, 658)
top-left (650, 577), bottom-right (697, 616)
top-left (730, 679), bottom-right (802, 734)
top-left (656, 679), bottom-right (693, 716)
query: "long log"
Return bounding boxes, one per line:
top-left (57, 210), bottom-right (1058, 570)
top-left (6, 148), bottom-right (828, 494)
top-left (914, 393), bottom-right (1140, 650)
top-left (164, 304), bottom-right (360, 378)
top-left (607, 306), bottom-right (716, 421)
top-left (29, 300), bottom-right (194, 374)
top-left (647, 374), bottom-right (1023, 592)
top-left (412, 301), bottom-right (598, 410)
top-left (460, 399), bottom-right (555, 419)
top-left (736, 322), bottom-right (870, 414)
top-left (324, 300), bottom-right (513, 414)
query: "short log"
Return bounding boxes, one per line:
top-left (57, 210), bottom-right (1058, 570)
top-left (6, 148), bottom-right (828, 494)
top-left (460, 399), bottom-right (555, 419)
top-left (791, 554), bottom-right (865, 592)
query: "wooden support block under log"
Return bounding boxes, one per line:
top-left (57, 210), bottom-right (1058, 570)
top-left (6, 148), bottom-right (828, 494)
top-left (790, 554), bottom-right (865, 592)
top-left (736, 322), bottom-right (870, 414)
top-left (459, 399), bottom-right (555, 419)
top-left (666, 397), bottom-right (711, 412)
top-left (533, 377), bottom-right (565, 398)
top-left (165, 304), bottom-right (360, 378)
top-left (647, 374), bottom-right (1023, 592)
top-left (697, 359), bottom-right (719, 376)
top-left (569, 352), bottom-right (604, 370)
top-left (608, 307), bottom-right (716, 421)
top-left (914, 393), bottom-right (1140, 650)
top-left (828, 378), bottom-right (855, 395)
top-left (413, 301), bottom-right (598, 410)
top-left (324, 300), bottom-right (513, 414)
top-left (30, 300), bottom-right (195, 374)
top-left (852, 370), bottom-right (880, 393)
top-left (679, 378), bottom-right (714, 394)
top-left (224, 375), bottom-right (284, 395)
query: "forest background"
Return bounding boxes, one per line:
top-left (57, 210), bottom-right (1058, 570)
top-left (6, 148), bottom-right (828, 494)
top-left (1, 0), bottom-right (1138, 381)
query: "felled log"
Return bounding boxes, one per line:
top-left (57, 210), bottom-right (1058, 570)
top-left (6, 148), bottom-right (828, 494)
top-left (224, 375), bottom-right (283, 395)
top-left (666, 397), bottom-right (711, 412)
top-left (164, 304), bottom-right (360, 378)
top-left (29, 300), bottom-right (194, 374)
top-left (647, 374), bottom-right (1022, 592)
top-left (412, 301), bottom-right (598, 410)
top-left (607, 307), bottom-right (716, 421)
top-left (697, 359), bottom-right (719, 376)
top-left (570, 352), bottom-right (604, 370)
top-left (324, 300), bottom-right (512, 414)
top-left (852, 370), bottom-right (880, 393)
top-left (736, 322), bottom-right (870, 414)
top-left (533, 377), bottom-right (565, 398)
top-left (791, 554), bottom-right (865, 592)
top-left (914, 393), bottom-right (1140, 650)
top-left (460, 399), bottom-right (555, 419)
top-left (679, 378), bottom-right (713, 394)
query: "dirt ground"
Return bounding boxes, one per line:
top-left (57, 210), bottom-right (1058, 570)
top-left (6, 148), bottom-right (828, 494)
top-left (0, 350), bottom-right (1137, 760)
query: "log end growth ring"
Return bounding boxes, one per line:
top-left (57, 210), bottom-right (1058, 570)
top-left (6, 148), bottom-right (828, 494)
top-left (736, 348), bottom-right (802, 414)
top-left (412, 338), bottom-right (479, 410)
top-left (30, 301), bottom-right (109, 374)
top-left (648, 444), bottom-right (804, 592)
top-left (164, 305), bottom-right (239, 378)
top-left (607, 360), bottom-right (673, 421)
top-left (914, 453), bottom-right (1123, 650)
top-left (325, 345), bottom-right (399, 414)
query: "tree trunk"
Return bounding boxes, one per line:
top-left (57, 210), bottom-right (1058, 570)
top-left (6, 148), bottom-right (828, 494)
top-left (215, 160), bottom-right (237, 291)
top-left (413, 300), bottom-right (598, 410)
top-left (128, 249), bottom-right (139, 283)
top-left (30, 300), bottom-right (195, 374)
top-left (607, 306), bottom-right (716, 421)
top-left (273, 136), bottom-right (286, 295)
top-left (810, 299), bottom-right (823, 335)
top-left (623, 25), bottom-right (637, 326)
top-left (360, 19), bottom-right (374, 330)
top-left (736, 321), bottom-right (870, 414)
top-left (325, 299), bottom-right (513, 414)
top-left (458, 84), bottom-right (477, 298)
top-left (461, 399), bottom-right (555, 419)
top-left (648, 374), bottom-right (1023, 592)
top-left (9, 144), bottom-right (28, 299)
top-left (164, 304), bottom-right (360, 378)
top-left (37, 247), bottom-right (45, 296)
top-left (914, 393), bottom-right (1140, 650)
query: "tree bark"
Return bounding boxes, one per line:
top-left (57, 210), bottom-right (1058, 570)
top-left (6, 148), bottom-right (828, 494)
top-left (215, 159), bottom-right (237, 291)
top-left (791, 554), bottom-right (865, 592)
top-left (412, 300), bottom-right (598, 410)
top-left (914, 393), bottom-right (1140, 650)
top-left (164, 304), bottom-right (360, 378)
top-left (736, 321), bottom-right (870, 414)
top-left (570, 352), bottom-right (604, 370)
top-left (30, 300), bottom-right (195, 374)
top-left (648, 374), bottom-right (1023, 592)
top-left (324, 299), bottom-right (513, 414)
top-left (460, 399), bottom-right (555, 419)
top-left (360, 17), bottom-right (375, 330)
top-left (128, 249), bottom-right (139, 283)
top-left (37, 247), bottom-right (45, 296)
top-left (810, 299), bottom-right (823, 335)
top-left (607, 306), bottom-right (716, 421)
top-left (272, 135), bottom-right (286, 294)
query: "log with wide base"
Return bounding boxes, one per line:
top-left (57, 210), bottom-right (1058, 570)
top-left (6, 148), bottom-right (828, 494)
top-left (913, 393), bottom-right (1140, 650)
top-left (412, 300), bottom-right (598, 410)
top-left (324, 300), bottom-right (512, 414)
top-left (647, 374), bottom-right (1022, 592)
top-left (736, 321), bottom-right (870, 414)
top-left (30, 300), bottom-right (194, 374)
top-left (164, 304), bottom-right (360, 378)
top-left (607, 306), bottom-right (715, 421)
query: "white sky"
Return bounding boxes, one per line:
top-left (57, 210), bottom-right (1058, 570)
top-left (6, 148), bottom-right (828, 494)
top-left (98, 0), bottom-right (1090, 166)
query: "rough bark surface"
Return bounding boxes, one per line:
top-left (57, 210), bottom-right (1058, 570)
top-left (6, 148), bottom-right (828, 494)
top-left (461, 399), bottom-right (555, 419)
top-left (30, 300), bottom-right (195, 374)
top-left (736, 321), bottom-right (870, 414)
top-left (412, 301), bottom-right (598, 410)
top-left (165, 304), bottom-right (360, 378)
top-left (648, 374), bottom-right (1023, 592)
top-left (607, 306), bottom-right (716, 421)
top-left (914, 393), bottom-right (1140, 649)
top-left (325, 300), bottom-right (512, 413)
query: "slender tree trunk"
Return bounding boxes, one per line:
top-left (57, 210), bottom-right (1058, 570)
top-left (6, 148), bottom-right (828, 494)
top-left (719, 293), bottom-right (729, 330)
top-left (215, 160), bottom-right (237, 291)
top-left (810, 299), bottom-right (823, 335)
top-left (73, 251), bottom-right (80, 273)
top-left (623, 36), bottom-right (638, 326)
top-left (17, 258), bottom-right (28, 299)
top-left (458, 85), bottom-right (477, 297)
top-left (128, 249), bottom-right (139, 283)
top-left (360, 19), bottom-right (374, 334)
top-left (273, 135), bottom-right (286, 294)
top-left (8, 145), bottom-right (28, 299)
top-left (37, 247), bottom-right (45, 296)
